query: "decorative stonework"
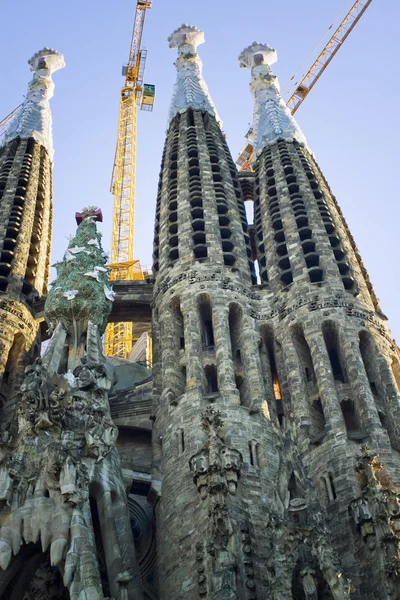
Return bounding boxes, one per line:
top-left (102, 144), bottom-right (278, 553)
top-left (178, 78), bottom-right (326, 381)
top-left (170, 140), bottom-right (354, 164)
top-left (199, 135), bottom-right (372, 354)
top-left (190, 406), bottom-right (242, 499)
top-left (190, 407), bottom-right (242, 599)
top-left (168, 24), bottom-right (221, 126)
top-left (350, 446), bottom-right (400, 595)
top-left (0, 209), bottom-right (141, 599)
top-left (239, 42), bottom-right (308, 158)
top-left (45, 207), bottom-right (113, 342)
top-left (1, 48), bottom-right (65, 161)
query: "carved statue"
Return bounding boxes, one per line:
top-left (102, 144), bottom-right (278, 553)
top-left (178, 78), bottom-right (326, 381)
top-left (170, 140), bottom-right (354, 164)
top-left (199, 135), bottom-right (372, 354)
top-left (190, 407), bottom-right (242, 500)
top-left (212, 539), bottom-right (237, 600)
top-left (300, 568), bottom-right (318, 599)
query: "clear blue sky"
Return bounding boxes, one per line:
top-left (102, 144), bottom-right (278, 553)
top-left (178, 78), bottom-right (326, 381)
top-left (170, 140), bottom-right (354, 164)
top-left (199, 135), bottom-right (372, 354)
top-left (2, 0), bottom-right (400, 341)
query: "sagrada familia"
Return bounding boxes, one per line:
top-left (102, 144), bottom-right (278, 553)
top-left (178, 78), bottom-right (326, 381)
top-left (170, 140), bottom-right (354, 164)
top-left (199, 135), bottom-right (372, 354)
top-left (0, 23), bottom-right (399, 600)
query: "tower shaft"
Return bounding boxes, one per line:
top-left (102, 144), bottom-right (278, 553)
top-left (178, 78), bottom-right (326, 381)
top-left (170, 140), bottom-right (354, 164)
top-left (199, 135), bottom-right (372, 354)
top-left (0, 49), bottom-right (64, 399)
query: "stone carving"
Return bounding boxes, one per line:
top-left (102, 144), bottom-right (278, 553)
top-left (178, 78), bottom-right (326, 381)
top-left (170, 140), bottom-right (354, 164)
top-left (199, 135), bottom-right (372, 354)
top-left (1, 48), bottom-right (65, 161)
top-left (239, 42), bottom-right (307, 159)
top-left (196, 540), bottom-right (208, 597)
top-left (313, 536), bottom-right (350, 600)
top-left (241, 525), bottom-right (257, 599)
top-left (168, 24), bottom-right (221, 125)
top-left (190, 407), bottom-right (242, 599)
top-left (350, 496), bottom-right (376, 549)
top-left (19, 359), bottom-right (72, 432)
top-left (210, 535), bottom-right (237, 600)
top-left (300, 567), bottom-right (318, 599)
top-left (350, 446), bottom-right (400, 596)
top-left (190, 407), bottom-right (242, 499)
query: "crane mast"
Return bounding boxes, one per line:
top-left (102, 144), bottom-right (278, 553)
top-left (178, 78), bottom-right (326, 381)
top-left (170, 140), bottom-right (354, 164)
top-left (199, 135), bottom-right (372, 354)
top-left (105, 0), bottom-right (154, 359)
top-left (236, 0), bottom-right (372, 171)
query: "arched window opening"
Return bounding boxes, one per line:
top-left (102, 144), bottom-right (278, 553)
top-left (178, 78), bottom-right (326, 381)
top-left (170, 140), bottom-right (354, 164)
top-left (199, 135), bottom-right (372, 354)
top-left (329, 349), bottom-right (345, 382)
top-left (178, 366), bottom-right (186, 397)
top-left (249, 441), bottom-right (255, 466)
top-left (292, 326), bottom-right (325, 436)
top-left (322, 322), bottom-right (347, 383)
top-left (288, 472), bottom-right (300, 501)
top-left (322, 472), bottom-right (337, 504)
top-left (248, 440), bottom-right (260, 468)
top-left (176, 428), bottom-right (185, 455)
top-left (359, 330), bottom-right (385, 410)
top-left (204, 365), bottom-right (218, 394)
top-left (199, 295), bottom-right (214, 349)
top-left (172, 299), bottom-right (185, 351)
top-left (340, 399), bottom-right (359, 432)
top-left (262, 326), bottom-right (284, 426)
top-left (229, 304), bottom-right (243, 362)
top-left (229, 303), bottom-right (251, 408)
top-left (235, 373), bottom-right (250, 407)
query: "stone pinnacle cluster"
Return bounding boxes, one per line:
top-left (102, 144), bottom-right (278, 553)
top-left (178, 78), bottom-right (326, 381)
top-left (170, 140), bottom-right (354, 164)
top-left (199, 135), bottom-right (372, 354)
top-left (0, 22), bottom-right (399, 600)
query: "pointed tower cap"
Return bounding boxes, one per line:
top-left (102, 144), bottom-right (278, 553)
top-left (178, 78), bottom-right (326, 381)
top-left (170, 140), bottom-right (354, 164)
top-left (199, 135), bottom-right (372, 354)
top-left (167, 24), bottom-right (221, 126)
top-left (0, 47), bottom-right (65, 161)
top-left (168, 24), bottom-right (205, 53)
top-left (239, 41), bottom-right (307, 157)
top-left (239, 42), bottom-right (277, 70)
top-left (28, 47), bottom-right (65, 74)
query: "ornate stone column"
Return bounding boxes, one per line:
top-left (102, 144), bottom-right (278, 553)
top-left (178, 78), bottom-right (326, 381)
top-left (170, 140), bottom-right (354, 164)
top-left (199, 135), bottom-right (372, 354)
top-left (212, 302), bottom-right (237, 393)
top-left (306, 332), bottom-right (347, 439)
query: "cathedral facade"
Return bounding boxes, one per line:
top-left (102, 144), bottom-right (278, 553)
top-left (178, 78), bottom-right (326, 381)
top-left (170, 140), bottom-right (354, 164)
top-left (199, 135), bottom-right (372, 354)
top-left (0, 24), bottom-right (399, 600)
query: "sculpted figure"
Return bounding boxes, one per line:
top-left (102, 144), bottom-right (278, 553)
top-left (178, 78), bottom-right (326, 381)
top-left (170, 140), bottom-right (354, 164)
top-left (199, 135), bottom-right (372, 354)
top-left (301, 568), bottom-right (318, 599)
top-left (20, 357), bottom-right (50, 412)
top-left (350, 496), bottom-right (375, 548)
top-left (190, 449), bottom-right (209, 499)
top-left (212, 535), bottom-right (237, 600)
top-left (73, 357), bottom-right (96, 390)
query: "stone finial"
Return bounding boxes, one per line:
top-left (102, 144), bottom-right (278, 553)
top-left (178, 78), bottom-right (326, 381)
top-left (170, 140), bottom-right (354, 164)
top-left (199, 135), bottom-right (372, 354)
top-left (168, 24), bottom-right (205, 55)
top-left (238, 42), bottom-right (277, 70)
top-left (167, 24), bottom-right (221, 126)
top-left (1, 48), bottom-right (65, 161)
top-left (239, 41), bottom-right (308, 159)
top-left (28, 47), bottom-right (65, 75)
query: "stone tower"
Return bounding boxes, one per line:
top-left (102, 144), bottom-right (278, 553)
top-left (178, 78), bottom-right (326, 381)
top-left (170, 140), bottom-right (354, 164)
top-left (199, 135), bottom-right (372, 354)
top-left (152, 27), bottom-right (400, 600)
top-left (0, 48), bottom-right (64, 398)
top-left (0, 25), bottom-right (399, 600)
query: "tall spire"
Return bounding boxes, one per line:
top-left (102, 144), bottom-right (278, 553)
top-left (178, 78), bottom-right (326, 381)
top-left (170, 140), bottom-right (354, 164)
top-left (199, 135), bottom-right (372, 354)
top-left (1, 48), bottom-right (65, 161)
top-left (168, 24), bottom-right (221, 126)
top-left (239, 42), bottom-right (307, 159)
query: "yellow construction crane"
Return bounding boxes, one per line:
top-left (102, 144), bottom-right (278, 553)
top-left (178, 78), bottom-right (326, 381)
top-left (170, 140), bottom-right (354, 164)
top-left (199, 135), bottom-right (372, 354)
top-left (105, 0), bottom-right (155, 359)
top-left (236, 0), bottom-right (372, 171)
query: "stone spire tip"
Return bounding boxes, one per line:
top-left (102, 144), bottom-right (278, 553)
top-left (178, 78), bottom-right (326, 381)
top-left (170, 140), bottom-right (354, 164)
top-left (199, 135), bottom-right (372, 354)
top-left (28, 47), bottom-right (66, 73)
top-left (239, 41), bottom-right (307, 158)
top-left (167, 25), bottom-right (221, 127)
top-left (1, 48), bottom-right (65, 161)
top-left (168, 24), bottom-right (205, 52)
top-left (238, 42), bottom-right (277, 69)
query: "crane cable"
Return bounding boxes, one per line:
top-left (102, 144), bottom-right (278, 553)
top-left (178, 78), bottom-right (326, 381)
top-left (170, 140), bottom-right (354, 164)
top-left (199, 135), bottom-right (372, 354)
top-left (281, 0), bottom-right (354, 97)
